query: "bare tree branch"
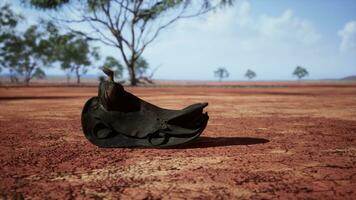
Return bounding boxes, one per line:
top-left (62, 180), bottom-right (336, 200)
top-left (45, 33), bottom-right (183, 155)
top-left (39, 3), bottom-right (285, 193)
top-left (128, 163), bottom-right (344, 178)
top-left (38, 0), bottom-right (232, 85)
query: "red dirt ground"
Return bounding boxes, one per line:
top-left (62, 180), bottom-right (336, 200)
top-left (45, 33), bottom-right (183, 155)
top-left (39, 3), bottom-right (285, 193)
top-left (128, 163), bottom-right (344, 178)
top-left (0, 83), bottom-right (355, 199)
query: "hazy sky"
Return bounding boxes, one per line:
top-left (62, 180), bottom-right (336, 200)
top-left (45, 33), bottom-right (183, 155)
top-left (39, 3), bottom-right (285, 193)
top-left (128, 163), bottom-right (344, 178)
top-left (4, 0), bottom-right (356, 80)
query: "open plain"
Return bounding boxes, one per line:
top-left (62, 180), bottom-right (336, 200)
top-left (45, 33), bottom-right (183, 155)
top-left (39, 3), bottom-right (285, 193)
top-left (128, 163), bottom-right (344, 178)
top-left (0, 83), bottom-right (355, 199)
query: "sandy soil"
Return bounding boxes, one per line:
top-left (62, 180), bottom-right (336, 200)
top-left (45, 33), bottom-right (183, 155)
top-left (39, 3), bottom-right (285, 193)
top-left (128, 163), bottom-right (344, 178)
top-left (0, 83), bottom-right (355, 199)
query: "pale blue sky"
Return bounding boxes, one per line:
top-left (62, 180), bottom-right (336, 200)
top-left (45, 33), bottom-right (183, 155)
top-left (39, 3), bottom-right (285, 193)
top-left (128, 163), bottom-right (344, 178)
top-left (3, 0), bottom-right (356, 80)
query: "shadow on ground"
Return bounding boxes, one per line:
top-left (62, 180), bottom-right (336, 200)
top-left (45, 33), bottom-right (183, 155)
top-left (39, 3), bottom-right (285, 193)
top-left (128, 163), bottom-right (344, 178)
top-left (171, 136), bottom-right (269, 149)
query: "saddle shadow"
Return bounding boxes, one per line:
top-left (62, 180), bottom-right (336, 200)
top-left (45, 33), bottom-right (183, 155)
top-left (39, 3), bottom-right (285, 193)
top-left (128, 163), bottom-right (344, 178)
top-left (169, 136), bottom-right (270, 149)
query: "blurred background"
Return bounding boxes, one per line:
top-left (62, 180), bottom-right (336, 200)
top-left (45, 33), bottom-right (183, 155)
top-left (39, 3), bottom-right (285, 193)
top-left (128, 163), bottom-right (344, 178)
top-left (0, 0), bottom-right (355, 85)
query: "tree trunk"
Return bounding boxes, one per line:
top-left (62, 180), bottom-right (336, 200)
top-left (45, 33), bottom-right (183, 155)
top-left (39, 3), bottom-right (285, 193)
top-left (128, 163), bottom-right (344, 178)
top-left (128, 62), bottom-right (137, 86)
top-left (25, 71), bottom-right (31, 86)
top-left (66, 75), bottom-right (71, 85)
top-left (24, 65), bottom-right (35, 86)
top-left (24, 77), bottom-right (30, 86)
top-left (75, 66), bottom-right (80, 84)
top-left (76, 76), bottom-right (80, 84)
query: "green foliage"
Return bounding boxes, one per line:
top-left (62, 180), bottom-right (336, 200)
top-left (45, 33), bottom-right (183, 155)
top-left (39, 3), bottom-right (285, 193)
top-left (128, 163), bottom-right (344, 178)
top-left (0, 4), bottom-right (22, 73)
top-left (137, 0), bottom-right (184, 22)
top-left (0, 24), bottom-right (56, 84)
top-left (102, 56), bottom-right (124, 80)
top-left (87, 0), bottom-right (110, 11)
top-left (54, 33), bottom-right (99, 84)
top-left (1, 5), bottom-right (55, 84)
top-left (0, 4), bottom-right (21, 29)
top-left (245, 69), bottom-right (256, 80)
top-left (214, 67), bottom-right (229, 82)
top-left (293, 66), bottom-right (309, 80)
top-left (27, 0), bottom-right (235, 23)
top-left (32, 68), bottom-right (46, 79)
top-left (136, 0), bottom-right (235, 22)
top-left (27, 0), bottom-right (235, 10)
top-left (1, 5), bottom-right (100, 85)
top-left (28, 0), bottom-right (69, 9)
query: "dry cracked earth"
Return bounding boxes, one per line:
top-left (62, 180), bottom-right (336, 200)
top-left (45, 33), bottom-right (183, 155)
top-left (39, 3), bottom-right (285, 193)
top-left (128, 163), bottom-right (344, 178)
top-left (0, 83), bottom-right (355, 199)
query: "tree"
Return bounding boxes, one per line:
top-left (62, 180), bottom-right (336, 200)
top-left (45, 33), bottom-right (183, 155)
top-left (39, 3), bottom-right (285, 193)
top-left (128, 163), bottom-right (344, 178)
top-left (214, 67), bottom-right (229, 82)
top-left (0, 4), bottom-right (22, 77)
top-left (102, 56), bottom-right (124, 80)
top-left (245, 69), bottom-right (256, 80)
top-left (0, 25), bottom-right (55, 85)
top-left (0, 6), bottom-right (62, 85)
top-left (293, 66), bottom-right (309, 80)
top-left (9, 69), bottom-right (19, 83)
top-left (42, 22), bottom-right (100, 84)
top-left (0, 4), bottom-right (22, 33)
top-left (28, 0), bottom-right (235, 86)
top-left (64, 68), bottom-right (72, 84)
top-left (55, 32), bottom-right (100, 84)
top-left (0, 4), bottom-right (21, 38)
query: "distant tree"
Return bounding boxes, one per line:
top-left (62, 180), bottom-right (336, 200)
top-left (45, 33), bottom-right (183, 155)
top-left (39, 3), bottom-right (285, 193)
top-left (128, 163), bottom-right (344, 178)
top-left (245, 69), bottom-right (256, 80)
top-left (102, 56), bottom-right (124, 80)
top-left (135, 57), bottom-right (149, 79)
top-left (9, 68), bottom-right (19, 83)
top-left (32, 68), bottom-right (46, 80)
top-left (64, 68), bottom-right (72, 84)
top-left (0, 4), bottom-right (22, 77)
top-left (134, 57), bottom-right (154, 83)
top-left (28, 0), bottom-right (235, 86)
top-left (214, 67), bottom-right (229, 82)
top-left (55, 32), bottom-right (100, 84)
top-left (293, 66), bottom-right (309, 80)
top-left (0, 4), bottom-right (21, 38)
top-left (1, 5), bottom-right (100, 85)
top-left (0, 25), bottom-right (56, 85)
